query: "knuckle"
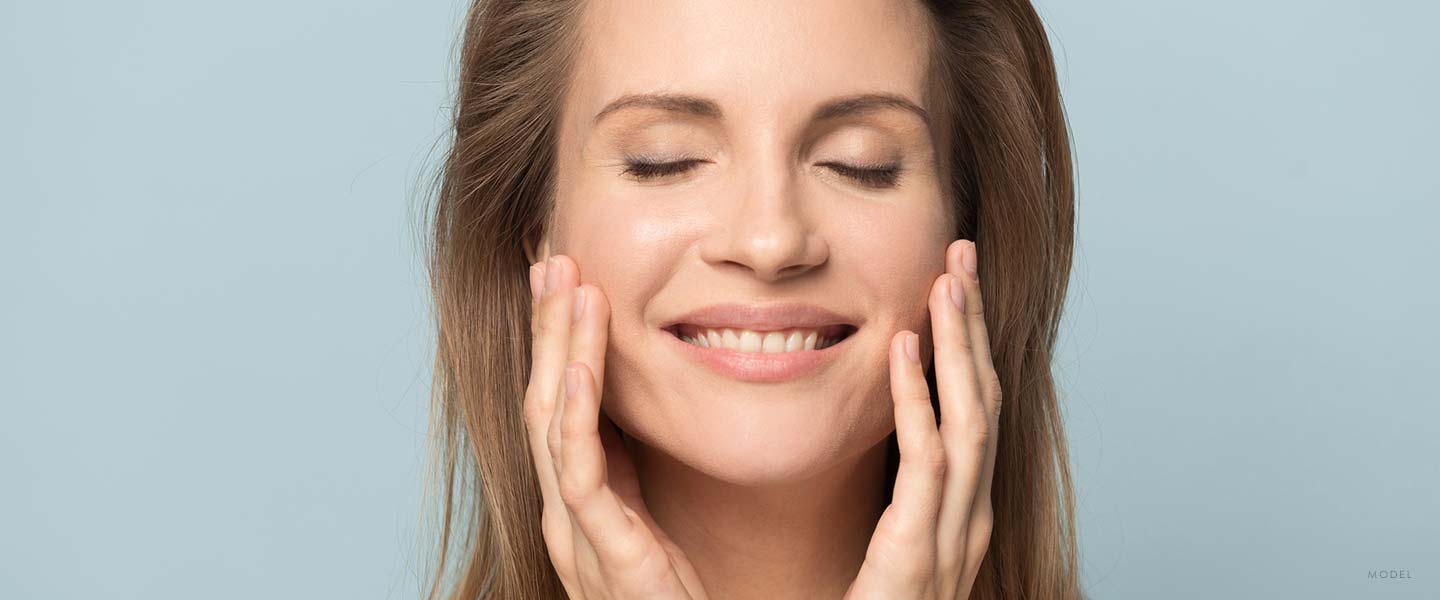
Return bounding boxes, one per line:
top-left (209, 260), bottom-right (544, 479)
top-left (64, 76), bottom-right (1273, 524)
top-left (613, 535), bottom-right (656, 571)
top-left (547, 425), bottom-right (563, 461)
top-left (981, 369), bottom-right (1002, 394)
top-left (874, 535), bottom-right (928, 581)
top-left (542, 525), bottom-right (574, 569)
top-left (943, 408), bottom-right (991, 450)
top-left (559, 416), bottom-right (582, 435)
top-left (981, 369), bottom-right (1002, 393)
top-left (560, 425), bottom-right (590, 447)
top-left (523, 393), bottom-right (549, 433)
top-left (983, 371), bottom-right (1004, 416)
top-left (970, 506), bottom-right (994, 541)
top-left (965, 419), bottom-right (992, 451)
top-left (908, 387), bottom-right (933, 409)
top-left (635, 555), bottom-right (679, 591)
top-left (556, 471), bottom-right (595, 508)
top-left (922, 439), bottom-right (948, 475)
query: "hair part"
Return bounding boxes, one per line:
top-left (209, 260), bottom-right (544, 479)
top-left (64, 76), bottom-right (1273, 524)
top-left (420, 1), bottom-right (1082, 598)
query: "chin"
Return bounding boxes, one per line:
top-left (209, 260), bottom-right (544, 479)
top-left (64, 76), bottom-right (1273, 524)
top-left (610, 390), bottom-right (890, 487)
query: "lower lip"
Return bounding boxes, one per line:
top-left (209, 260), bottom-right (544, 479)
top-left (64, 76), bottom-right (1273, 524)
top-left (662, 328), bottom-right (853, 383)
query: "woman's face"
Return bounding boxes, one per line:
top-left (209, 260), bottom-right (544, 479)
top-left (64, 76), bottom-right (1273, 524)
top-left (547, 0), bottom-right (952, 484)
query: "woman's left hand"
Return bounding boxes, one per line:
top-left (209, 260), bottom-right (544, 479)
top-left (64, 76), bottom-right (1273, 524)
top-left (843, 239), bottom-right (1002, 600)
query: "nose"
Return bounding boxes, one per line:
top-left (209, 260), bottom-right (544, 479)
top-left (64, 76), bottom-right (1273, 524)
top-left (699, 158), bottom-right (829, 282)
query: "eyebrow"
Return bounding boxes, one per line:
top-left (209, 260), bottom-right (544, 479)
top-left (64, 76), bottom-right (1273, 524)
top-left (591, 92), bottom-right (931, 128)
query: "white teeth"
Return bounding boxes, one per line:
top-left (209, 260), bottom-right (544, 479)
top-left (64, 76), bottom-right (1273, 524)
top-left (677, 326), bottom-right (847, 353)
top-left (738, 330), bottom-right (762, 353)
top-left (784, 331), bottom-right (803, 352)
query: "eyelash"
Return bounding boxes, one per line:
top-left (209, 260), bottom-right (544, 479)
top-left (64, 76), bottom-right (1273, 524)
top-left (621, 159), bottom-right (903, 188)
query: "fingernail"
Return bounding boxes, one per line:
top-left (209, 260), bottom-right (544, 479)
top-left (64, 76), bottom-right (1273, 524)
top-left (961, 241), bottom-right (978, 281)
top-left (564, 364), bottom-right (579, 397)
top-left (571, 286), bottom-right (586, 323)
top-left (544, 256), bottom-right (559, 293)
top-left (529, 263), bottom-right (544, 301)
top-left (948, 275), bottom-right (965, 312)
top-left (904, 332), bottom-right (920, 364)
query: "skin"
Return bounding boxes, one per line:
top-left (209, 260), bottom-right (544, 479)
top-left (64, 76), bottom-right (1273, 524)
top-left (521, 1), bottom-right (1001, 597)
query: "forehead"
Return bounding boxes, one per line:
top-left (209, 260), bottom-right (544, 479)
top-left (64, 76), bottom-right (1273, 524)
top-left (566, 0), bottom-right (934, 129)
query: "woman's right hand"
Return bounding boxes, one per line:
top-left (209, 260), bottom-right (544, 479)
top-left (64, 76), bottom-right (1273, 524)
top-left (525, 255), bottom-right (709, 600)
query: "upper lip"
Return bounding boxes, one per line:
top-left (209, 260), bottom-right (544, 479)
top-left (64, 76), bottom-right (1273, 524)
top-left (661, 302), bottom-right (863, 332)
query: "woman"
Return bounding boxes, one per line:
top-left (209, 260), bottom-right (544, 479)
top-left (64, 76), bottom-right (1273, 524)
top-left (422, 0), bottom-right (1080, 598)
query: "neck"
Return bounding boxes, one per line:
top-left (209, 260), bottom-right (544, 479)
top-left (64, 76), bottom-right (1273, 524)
top-left (628, 435), bottom-right (891, 600)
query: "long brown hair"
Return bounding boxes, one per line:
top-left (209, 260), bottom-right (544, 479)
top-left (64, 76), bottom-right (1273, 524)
top-left (419, 1), bottom-right (1081, 598)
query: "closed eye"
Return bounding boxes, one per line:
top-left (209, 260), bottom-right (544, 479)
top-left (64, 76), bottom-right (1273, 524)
top-left (620, 159), bottom-right (903, 189)
top-left (815, 161), bottom-right (902, 188)
top-left (620, 159), bottom-right (708, 180)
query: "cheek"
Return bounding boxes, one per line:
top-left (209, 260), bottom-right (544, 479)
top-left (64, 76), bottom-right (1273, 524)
top-left (851, 216), bottom-right (946, 312)
top-left (559, 175), bottom-right (701, 258)
top-left (560, 197), bottom-right (678, 289)
top-left (559, 196), bottom-right (692, 388)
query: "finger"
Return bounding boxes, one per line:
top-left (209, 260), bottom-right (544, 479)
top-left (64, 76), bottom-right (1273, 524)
top-left (857, 331), bottom-right (944, 590)
top-left (545, 357), bottom-right (609, 598)
top-left (566, 278), bottom-right (610, 408)
top-left (946, 239), bottom-right (1000, 427)
top-left (552, 258), bottom-right (634, 533)
top-left (527, 255), bottom-right (581, 457)
top-left (929, 264), bottom-right (990, 578)
top-left (556, 361), bottom-right (689, 592)
top-left (947, 240), bottom-right (1001, 512)
top-left (523, 257), bottom-right (580, 560)
top-left (529, 262), bottom-right (576, 567)
top-left (559, 362), bottom-right (608, 507)
top-left (952, 240), bottom-right (1001, 588)
top-left (548, 357), bottom-right (568, 473)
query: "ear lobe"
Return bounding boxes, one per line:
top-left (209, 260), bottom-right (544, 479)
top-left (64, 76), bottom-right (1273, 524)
top-left (522, 235), bottom-right (538, 264)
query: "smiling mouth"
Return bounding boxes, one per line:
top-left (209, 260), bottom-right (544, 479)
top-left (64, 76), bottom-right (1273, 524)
top-left (663, 323), bottom-right (858, 353)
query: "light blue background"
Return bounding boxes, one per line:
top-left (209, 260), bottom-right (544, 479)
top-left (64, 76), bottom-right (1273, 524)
top-left (3, 1), bottom-right (1436, 599)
